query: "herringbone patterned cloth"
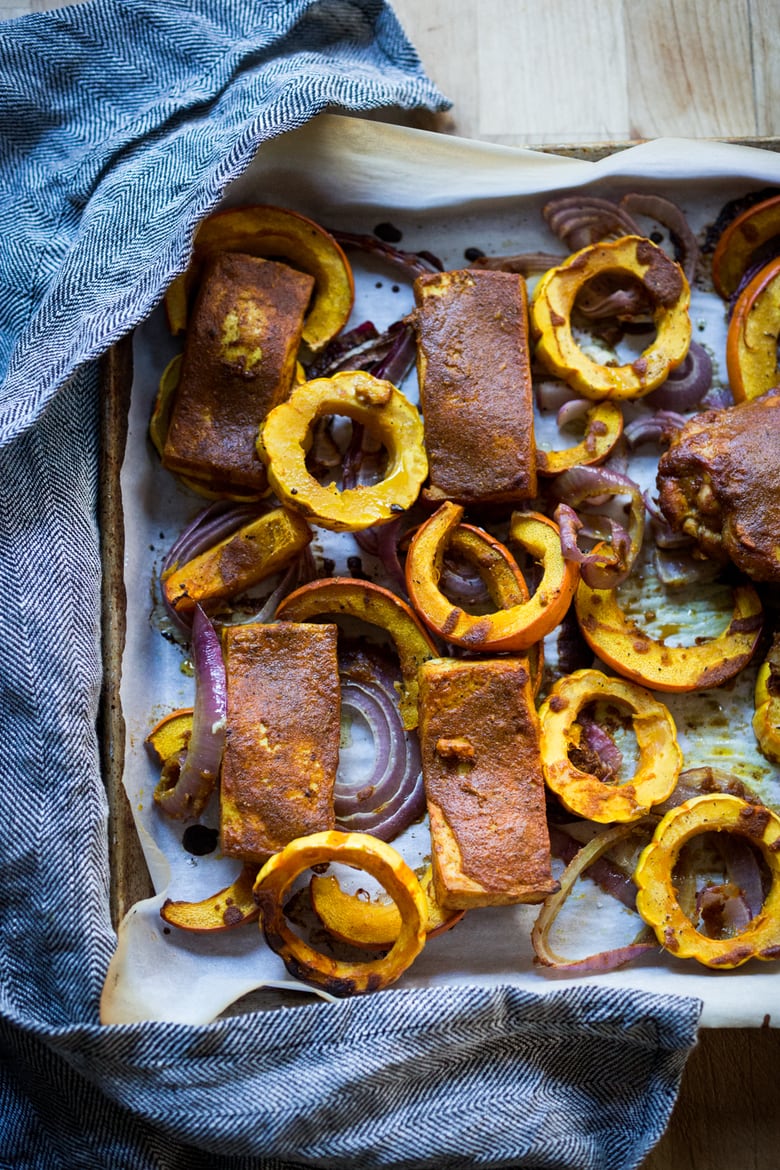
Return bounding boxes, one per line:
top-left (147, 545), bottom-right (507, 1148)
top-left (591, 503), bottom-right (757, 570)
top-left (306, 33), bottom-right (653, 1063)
top-left (0, 2), bottom-right (701, 1167)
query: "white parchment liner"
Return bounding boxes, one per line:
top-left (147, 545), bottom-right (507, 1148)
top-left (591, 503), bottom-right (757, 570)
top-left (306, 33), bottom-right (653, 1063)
top-left (103, 115), bottom-right (780, 1027)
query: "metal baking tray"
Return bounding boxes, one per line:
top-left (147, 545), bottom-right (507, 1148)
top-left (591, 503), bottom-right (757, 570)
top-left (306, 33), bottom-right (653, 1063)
top-left (99, 117), bottom-right (780, 1025)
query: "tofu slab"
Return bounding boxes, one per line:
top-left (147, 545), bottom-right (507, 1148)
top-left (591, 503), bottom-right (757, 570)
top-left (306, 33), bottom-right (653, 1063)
top-left (418, 656), bottom-right (557, 909)
top-left (220, 622), bottom-right (340, 862)
top-left (163, 252), bottom-right (314, 493)
top-left (414, 268), bottom-right (537, 505)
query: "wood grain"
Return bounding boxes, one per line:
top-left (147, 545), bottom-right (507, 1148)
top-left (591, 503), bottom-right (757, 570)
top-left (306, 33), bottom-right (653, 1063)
top-left (390, 0), bottom-right (780, 146)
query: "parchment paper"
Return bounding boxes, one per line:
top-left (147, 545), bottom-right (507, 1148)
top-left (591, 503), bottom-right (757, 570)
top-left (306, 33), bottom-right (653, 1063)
top-left (103, 114), bottom-right (780, 1027)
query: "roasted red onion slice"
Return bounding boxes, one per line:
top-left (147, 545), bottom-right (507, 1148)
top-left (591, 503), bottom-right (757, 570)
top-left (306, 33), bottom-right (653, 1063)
top-left (353, 516), bottom-right (407, 594)
top-left (652, 548), bottom-right (721, 588)
top-left (548, 825), bottom-right (636, 911)
top-left (334, 650), bottom-right (424, 841)
top-left (697, 884), bottom-right (752, 936)
top-left (331, 230), bottom-right (443, 278)
top-left (543, 196), bottom-right (641, 251)
top-left (579, 717), bottom-right (623, 781)
top-left (552, 463), bottom-right (644, 588)
top-left (471, 250), bottom-right (566, 274)
top-left (532, 822), bottom-right (656, 974)
top-left (656, 767), bottom-right (765, 813)
top-left (714, 835), bottom-right (766, 919)
top-left (619, 193), bottom-right (700, 284)
top-left (368, 319), bottom-right (417, 386)
top-left (575, 273), bottom-right (652, 321)
top-left (155, 605), bottom-right (227, 820)
top-left (161, 502), bottom-right (263, 632)
top-left (646, 341), bottom-right (713, 412)
top-left (624, 410), bottom-right (686, 449)
top-left (306, 321), bottom-right (381, 378)
top-left (535, 377), bottom-right (581, 412)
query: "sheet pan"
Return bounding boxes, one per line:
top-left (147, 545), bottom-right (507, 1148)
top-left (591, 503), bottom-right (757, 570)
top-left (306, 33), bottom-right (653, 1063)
top-left (100, 114), bottom-right (780, 1027)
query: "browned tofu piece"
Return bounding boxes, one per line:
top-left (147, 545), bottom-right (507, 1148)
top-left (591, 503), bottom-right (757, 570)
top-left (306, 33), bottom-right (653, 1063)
top-left (413, 268), bottom-right (537, 505)
top-left (163, 252), bottom-right (314, 493)
top-left (418, 656), bottom-right (557, 909)
top-left (220, 622), bottom-right (340, 863)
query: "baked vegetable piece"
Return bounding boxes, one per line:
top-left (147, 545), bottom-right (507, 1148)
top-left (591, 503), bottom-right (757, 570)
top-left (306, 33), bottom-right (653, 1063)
top-left (725, 256), bottom-right (780, 402)
top-left (220, 621), bottom-right (340, 863)
top-left (163, 252), bottom-right (314, 495)
top-left (531, 236), bottom-right (691, 400)
top-left (413, 268), bottom-right (538, 505)
top-left (418, 656), bottom-right (558, 910)
top-left (162, 506), bottom-right (312, 615)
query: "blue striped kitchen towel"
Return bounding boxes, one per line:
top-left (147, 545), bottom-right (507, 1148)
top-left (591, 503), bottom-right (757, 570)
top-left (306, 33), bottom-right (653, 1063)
top-left (0, 2), bottom-right (701, 1168)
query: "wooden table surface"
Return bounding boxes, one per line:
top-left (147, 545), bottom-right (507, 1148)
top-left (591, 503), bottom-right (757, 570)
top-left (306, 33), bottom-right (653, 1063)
top-left (7, 1), bottom-right (780, 1168)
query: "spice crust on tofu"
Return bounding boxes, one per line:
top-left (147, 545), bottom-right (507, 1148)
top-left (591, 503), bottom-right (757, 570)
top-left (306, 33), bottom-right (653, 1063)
top-left (413, 268), bottom-right (538, 506)
top-left (418, 656), bottom-right (557, 910)
top-left (163, 252), bottom-right (314, 494)
top-left (220, 621), bottom-right (340, 863)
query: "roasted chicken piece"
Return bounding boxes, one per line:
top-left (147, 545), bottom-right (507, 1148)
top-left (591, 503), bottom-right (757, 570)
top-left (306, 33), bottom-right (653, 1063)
top-left (656, 389), bottom-right (780, 582)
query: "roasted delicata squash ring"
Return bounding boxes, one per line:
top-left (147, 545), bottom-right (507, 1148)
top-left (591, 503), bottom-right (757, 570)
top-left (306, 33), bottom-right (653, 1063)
top-left (574, 548), bottom-right (763, 692)
top-left (446, 524), bottom-right (544, 695)
top-left (275, 577), bottom-right (438, 729)
top-left (538, 669), bottom-right (682, 823)
top-left (258, 371), bottom-right (428, 532)
top-left (145, 707), bottom-right (193, 764)
top-left (253, 831), bottom-right (428, 996)
top-left (711, 193), bottom-right (780, 299)
top-left (753, 633), bottom-right (780, 763)
top-left (536, 400), bottom-right (623, 475)
top-left (406, 502), bottom-right (579, 652)
top-left (161, 864), bottom-right (259, 932)
top-left (310, 863), bottom-right (464, 949)
top-left (164, 204), bottom-right (354, 354)
top-left (725, 257), bottom-right (780, 402)
top-left (531, 236), bottom-right (691, 400)
top-left (634, 794), bottom-right (780, 968)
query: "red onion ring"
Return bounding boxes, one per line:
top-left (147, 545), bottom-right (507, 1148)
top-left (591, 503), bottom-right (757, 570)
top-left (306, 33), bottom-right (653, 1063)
top-left (548, 825), bottom-right (637, 911)
top-left (579, 716), bottom-right (623, 780)
top-left (556, 398), bottom-right (593, 429)
top-left (306, 321), bottom-right (380, 378)
top-left (471, 250), bottom-right (566, 274)
top-left (155, 605), bottom-right (227, 820)
top-left (655, 767), bottom-right (765, 814)
top-left (535, 378), bottom-right (580, 412)
top-left (712, 834), bottom-right (766, 919)
top-left (696, 883), bottom-right (752, 936)
top-left (331, 230), bottom-right (443, 278)
top-left (645, 341), bottom-right (713, 412)
top-left (619, 193), bottom-right (700, 284)
top-left (354, 516), bottom-right (407, 595)
top-left (572, 272), bottom-right (652, 322)
top-left (543, 196), bottom-right (641, 250)
top-left (532, 822), bottom-right (656, 974)
top-left (368, 319), bottom-right (417, 386)
top-left (551, 463), bottom-right (644, 588)
top-left (334, 649), bottom-right (424, 841)
top-left (624, 411), bottom-right (688, 449)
